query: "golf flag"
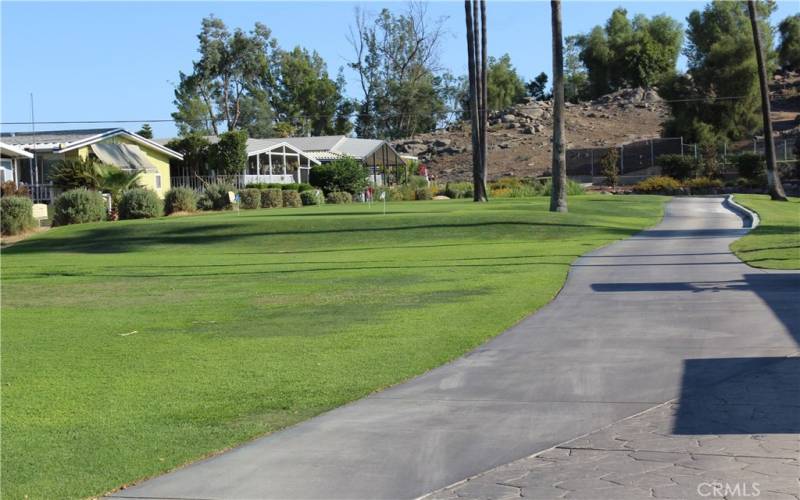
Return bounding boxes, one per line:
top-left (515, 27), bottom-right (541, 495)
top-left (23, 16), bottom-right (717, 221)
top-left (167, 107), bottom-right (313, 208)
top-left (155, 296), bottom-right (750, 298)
top-left (379, 191), bottom-right (386, 201)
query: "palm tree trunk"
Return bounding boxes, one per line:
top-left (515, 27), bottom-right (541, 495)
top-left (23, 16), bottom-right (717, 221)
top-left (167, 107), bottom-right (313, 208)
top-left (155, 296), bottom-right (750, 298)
top-left (550, 0), bottom-right (568, 212)
top-left (478, 0), bottom-right (489, 202)
top-left (747, 0), bottom-right (787, 201)
top-left (464, 1), bottom-right (482, 201)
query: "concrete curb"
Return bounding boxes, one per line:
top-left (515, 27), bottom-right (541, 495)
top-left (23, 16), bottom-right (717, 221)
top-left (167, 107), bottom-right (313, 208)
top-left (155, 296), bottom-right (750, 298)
top-left (723, 194), bottom-right (760, 229)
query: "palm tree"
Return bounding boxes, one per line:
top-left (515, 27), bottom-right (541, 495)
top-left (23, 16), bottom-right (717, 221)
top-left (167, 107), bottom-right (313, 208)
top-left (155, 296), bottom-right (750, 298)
top-left (94, 164), bottom-right (142, 219)
top-left (747, 0), bottom-right (787, 201)
top-left (465, 0), bottom-right (488, 202)
top-left (550, 0), bottom-right (568, 213)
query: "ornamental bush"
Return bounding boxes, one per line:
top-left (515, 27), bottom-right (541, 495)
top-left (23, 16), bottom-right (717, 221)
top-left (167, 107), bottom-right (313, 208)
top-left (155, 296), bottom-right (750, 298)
top-left (260, 188), bottom-right (283, 208)
top-left (415, 187), bottom-right (433, 200)
top-left (164, 187), bottom-right (198, 215)
top-left (204, 183), bottom-right (235, 210)
top-left (118, 188), bottom-right (163, 220)
top-left (300, 190), bottom-right (323, 206)
top-left (735, 153), bottom-right (765, 182)
top-left (633, 176), bottom-right (682, 194)
top-left (444, 182), bottom-right (474, 199)
top-left (309, 158), bottom-right (368, 194)
top-left (239, 188), bottom-right (261, 209)
top-left (684, 176), bottom-right (723, 193)
top-left (657, 154), bottom-right (699, 180)
top-left (52, 188), bottom-right (106, 226)
top-left (325, 191), bottom-right (353, 204)
top-left (1, 196), bottom-right (36, 235)
top-left (282, 190), bottom-right (302, 208)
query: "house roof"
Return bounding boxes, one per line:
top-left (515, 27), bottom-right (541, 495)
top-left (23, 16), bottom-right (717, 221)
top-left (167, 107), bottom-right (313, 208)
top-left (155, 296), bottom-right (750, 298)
top-left (0, 128), bottom-right (183, 160)
top-left (0, 142), bottom-right (34, 159)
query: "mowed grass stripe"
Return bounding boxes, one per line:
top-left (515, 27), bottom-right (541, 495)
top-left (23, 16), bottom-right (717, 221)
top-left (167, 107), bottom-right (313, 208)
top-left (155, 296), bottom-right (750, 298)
top-left (1, 195), bottom-right (666, 498)
top-left (730, 194), bottom-right (800, 270)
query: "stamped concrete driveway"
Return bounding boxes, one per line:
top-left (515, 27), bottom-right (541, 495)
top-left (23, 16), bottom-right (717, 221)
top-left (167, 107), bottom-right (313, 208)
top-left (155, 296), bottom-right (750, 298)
top-left (112, 197), bottom-right (799, 500)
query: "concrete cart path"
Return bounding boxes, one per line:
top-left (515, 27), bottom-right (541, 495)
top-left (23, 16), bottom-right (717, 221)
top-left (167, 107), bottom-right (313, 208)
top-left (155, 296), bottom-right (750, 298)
top-left (112, 197), bottom-right (799, 500)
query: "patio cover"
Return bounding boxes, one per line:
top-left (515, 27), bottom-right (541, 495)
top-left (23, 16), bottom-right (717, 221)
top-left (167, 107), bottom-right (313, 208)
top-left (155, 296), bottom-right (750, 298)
top-left (91, 143), bottom-right (159, 173)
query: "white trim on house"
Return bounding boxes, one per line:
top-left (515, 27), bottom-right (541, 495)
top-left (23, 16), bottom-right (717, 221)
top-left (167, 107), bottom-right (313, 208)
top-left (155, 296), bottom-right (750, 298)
top-left (247, 141), bottom-right (321, 165)
top-left (57, 129), bottom-right (184, 160)
top-left (0, 142), bottom-right (34, 159)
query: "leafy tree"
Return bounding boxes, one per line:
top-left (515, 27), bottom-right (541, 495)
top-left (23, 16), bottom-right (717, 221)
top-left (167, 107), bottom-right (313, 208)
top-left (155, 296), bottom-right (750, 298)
top-left (662, 0), bottom-right (775, 142)
top-left (136, 124), bottom-right (154, 139)
top-left (208, 130), bottom-right (248, 175)
top-left (172, 16), bottom-right (277, 135)
top-left (527, 72), bottom-right (550, 101)
top-left (348, 4), bottom-right (448, 139)
top-left (600, 148), bottom-right (620, 187)
top-left (309, 157), bottom-right (368, 194)
top-left (271, 47), bottom-right (353, 135)
top-left (486, 54), bottom-right (527, 111)
top-left (577, 8), bottom-right (682, 97)
top-left (166, 134), bottom-right (212, 176)
top-left (564, 35), bottom-right (589, 102)
top-left (778, 14), bottom-right (800, 70)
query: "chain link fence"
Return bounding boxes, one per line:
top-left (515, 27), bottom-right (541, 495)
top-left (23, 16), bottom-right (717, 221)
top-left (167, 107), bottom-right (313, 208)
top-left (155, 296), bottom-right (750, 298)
top-left (568, 136), bottom-right (798, 183)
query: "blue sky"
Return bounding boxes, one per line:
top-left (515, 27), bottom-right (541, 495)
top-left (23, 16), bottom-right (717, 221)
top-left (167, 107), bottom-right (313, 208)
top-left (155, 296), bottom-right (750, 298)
top-left (2, 1), bottom-right (798, 138)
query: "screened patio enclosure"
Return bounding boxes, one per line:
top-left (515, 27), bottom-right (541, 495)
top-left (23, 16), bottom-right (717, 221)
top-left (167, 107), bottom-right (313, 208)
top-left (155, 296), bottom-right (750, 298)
top-left (360, 141), bottom-right (407, 185)
top-left (244, 142), bottom-right (320, 184)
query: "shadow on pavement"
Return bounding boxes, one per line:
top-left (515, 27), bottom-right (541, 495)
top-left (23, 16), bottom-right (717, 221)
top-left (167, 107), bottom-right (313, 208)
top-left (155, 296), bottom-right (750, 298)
top-left (592, 273), bottom-right (800, 435)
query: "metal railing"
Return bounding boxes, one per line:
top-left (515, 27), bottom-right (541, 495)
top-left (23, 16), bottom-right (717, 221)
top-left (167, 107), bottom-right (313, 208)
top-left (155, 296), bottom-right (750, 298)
top-left (171, 174), bottom-right (300, 191)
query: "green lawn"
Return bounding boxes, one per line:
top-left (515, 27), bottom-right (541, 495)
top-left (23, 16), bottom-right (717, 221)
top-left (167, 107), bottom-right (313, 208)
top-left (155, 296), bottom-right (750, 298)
top-left (730, 194), bottom-right (800, 269)
top-left (1, 195), bottom-right (666, 499)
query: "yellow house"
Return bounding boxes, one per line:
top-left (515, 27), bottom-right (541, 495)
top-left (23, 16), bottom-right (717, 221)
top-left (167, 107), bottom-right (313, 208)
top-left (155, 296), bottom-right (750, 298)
top-left (0, 128), bottom-right (182, 201)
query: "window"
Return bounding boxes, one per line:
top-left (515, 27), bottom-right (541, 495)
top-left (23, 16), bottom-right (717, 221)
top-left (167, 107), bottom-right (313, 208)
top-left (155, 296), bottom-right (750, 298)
top-left (155, 174), bottom-right (162, 189)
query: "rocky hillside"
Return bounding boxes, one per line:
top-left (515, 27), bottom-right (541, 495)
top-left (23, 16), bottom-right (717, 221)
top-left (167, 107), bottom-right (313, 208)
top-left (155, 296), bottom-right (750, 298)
top-left (394, 87), bottom-right (669, 182)
top-left (395, 73), bottom-right (800, 182)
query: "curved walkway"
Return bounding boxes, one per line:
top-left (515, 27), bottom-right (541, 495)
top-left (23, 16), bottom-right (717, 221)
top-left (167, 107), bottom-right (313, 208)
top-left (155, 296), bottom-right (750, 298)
top-left (113, 197), bottom-right (799, 500)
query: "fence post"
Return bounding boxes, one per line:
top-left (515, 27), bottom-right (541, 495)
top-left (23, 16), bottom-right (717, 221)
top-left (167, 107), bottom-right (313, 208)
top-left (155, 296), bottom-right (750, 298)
top-left (650, 139), bottom-right (654, 168)
top-left (620, 145), bottom-right (624, 175)
top-left (590, 149), bottom-right (594, 177)
top-left (694, 143), bottom-right (698, 160)
top-left (784, 140), bottom-right (788, 162)
top-left (680, 137), bottom-right (684, 158)
top-left (753, 139), bottom-right (757, 153)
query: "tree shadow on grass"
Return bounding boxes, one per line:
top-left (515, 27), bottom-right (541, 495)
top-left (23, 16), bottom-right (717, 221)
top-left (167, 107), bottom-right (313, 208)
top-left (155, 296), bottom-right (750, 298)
top-left (3, 220), bottom-right (638, 255)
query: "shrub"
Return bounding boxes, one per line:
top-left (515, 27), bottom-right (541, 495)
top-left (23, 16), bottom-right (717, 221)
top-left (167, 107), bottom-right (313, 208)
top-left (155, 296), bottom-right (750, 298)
top-left (699, 143), bottom-right (720, 178)
top-left (204, 183), bottom-right (235, 210)
top-left (542, 178), bottom-right (585, 196)
top-left (118, 188), bottom-right (163, 220)
top-left (657, 154), bottom-right (699, 180)
top-left (633, 176), bottom-right (682, 194)
top-left (444, 182), bottom-right (474, 199)
top-left (281, 183), bottom-right (300, 191)
top-left (1, 181), bottom-right (29, 198)
top-left (325, 191), bottom-right (353, 204)
top-left (300, 190), bottom-right (324, 206)
top-left (245, 182), bottom-right (270, 189)
top-left (239, 188), bottom-right (261, 209)
top-left (164, 187), bottom-right (198, 214)
top-left (1, 196), bottom-right (36, 235)
top-left (406, 175), bottom-right (429, 189)
top-left (196, 194), bottom-right (213, 211)
top-left (297, 183), bottom-right (314, 192)
top-left (310, 158), bottom-right (368, 194)
top-left (52, 188), bottom-right (106, 226)
top-left (49, 158), bottom-right (102, 191)
top-left (260, 188), bottom-right (283, 208)
top-left (415, 187), bottom-right (433, 200)
top-left (735, 153), bottom-right (765, 181)
top-left (387, 189), bottom-right (405, 201)
top-left (684, 176), bottom-right (723, 193)
top-left (491, 187), bottom-right (512, 198)
top-left (282, 190), bottom-right (302, 208)
top-left (600, 148), bottom-right (620, 187)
